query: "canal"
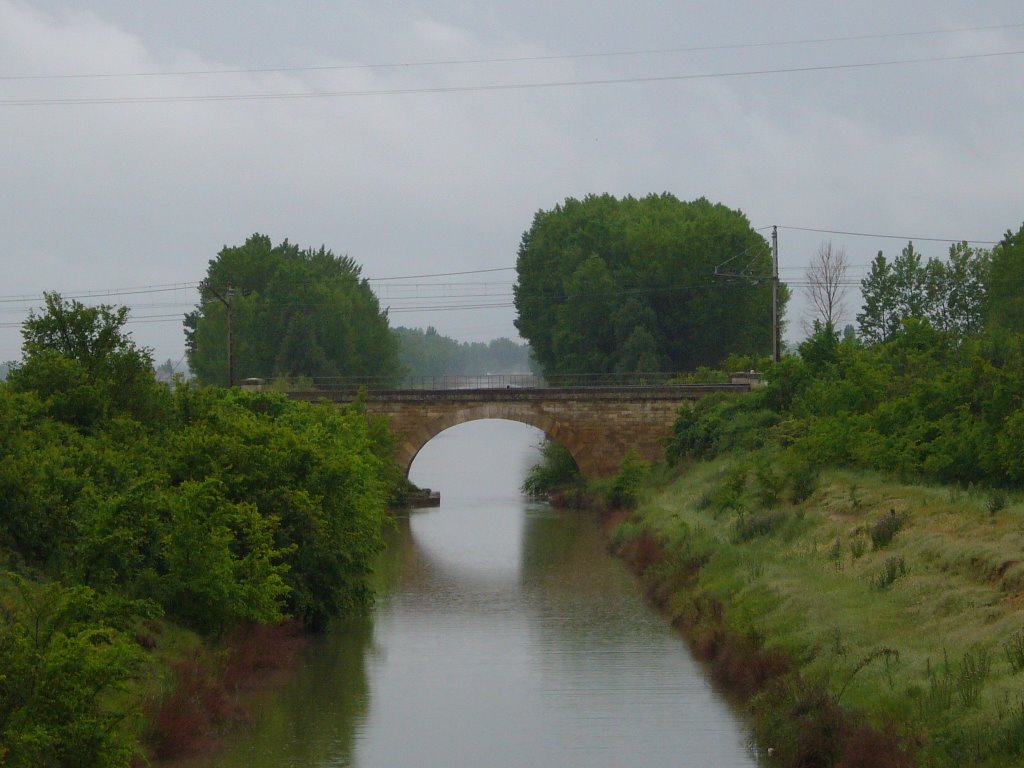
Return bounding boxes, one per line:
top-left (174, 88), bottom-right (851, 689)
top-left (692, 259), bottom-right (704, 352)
top-left (180, 419), bottom-right (758, 767)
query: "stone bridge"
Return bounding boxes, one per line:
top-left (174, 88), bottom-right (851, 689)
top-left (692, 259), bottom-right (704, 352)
top-left (288, 383), bottom-right (750, 477)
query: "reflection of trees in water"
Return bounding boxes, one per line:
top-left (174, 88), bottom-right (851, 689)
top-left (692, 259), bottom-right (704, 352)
top-left (399, 501), bottom-right (647, 641)
top-left (517, 506), bottom-right (658, 645)
top-left (183, 561), bottom-right (390, 767)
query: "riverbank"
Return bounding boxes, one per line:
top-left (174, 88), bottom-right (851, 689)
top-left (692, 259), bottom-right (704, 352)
top-left (140, 620), bottom-right (307, 764)
top-left (601, 456), bottom-right (1024, 768)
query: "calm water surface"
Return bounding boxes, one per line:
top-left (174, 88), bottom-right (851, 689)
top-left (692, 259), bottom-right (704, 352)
top-left (182, 420), bottom-right (758, 767)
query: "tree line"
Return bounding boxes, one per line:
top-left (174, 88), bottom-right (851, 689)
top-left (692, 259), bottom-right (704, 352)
top-left (0, 295), bottom-right (401, 765)
top-left (394, 326), bottom-right (535, 379)
top-left (667, 222), bottom-right (1024, 489)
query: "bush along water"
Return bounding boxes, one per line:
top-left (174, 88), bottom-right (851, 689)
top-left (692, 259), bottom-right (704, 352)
top-left (0, 295), bottom-right (402, 765)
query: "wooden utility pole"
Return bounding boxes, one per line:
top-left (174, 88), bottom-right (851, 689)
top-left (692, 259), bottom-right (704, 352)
top-left (771, 225), bottom-right (780, 362)
top-left (201, 281), bottom-right (235, 386)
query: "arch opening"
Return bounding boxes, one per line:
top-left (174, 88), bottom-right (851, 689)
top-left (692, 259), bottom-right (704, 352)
top-left (407, 419), bottom-right (554, 501)
top-left (395, 403), bottom-right (583, 480)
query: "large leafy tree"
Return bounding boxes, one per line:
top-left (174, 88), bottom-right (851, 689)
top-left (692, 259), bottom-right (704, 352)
top-left (185, 234), bottom-right (400, 385)
top-left (986, 223), bottom-right (1024, 333)
top-left (513, 194), bottom-right (784, 375)
top-left (857, 241), bottom-right (990, 345)
top-left (7, 293), bottom-right (169, 429)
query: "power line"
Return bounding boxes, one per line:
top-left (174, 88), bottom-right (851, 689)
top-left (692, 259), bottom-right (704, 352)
top-left (778, 225), bottom-right (1000, 244)
top-left (368, 267), bottom-right (514, 281)
top-left (5, 22), bottom-right (1022, 82)
top-left (4, 49), bottom-right (1023, 107)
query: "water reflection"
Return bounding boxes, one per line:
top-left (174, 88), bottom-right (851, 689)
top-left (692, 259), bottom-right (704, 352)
top-left (178, 420), bottom-right (757, 768)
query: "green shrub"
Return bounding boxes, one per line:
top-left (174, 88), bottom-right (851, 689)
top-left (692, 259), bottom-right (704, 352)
top-left (871, 556), bottom-right (907, 589)
top-left (605, 452), bottom-right (650, 510)
top-left (786, 459), bottom-right (820, 503)
top-left (870, 511), bottom-right (903, 549)
top-left (733, 511), bottom-right (786, 543)
top-left (1004, 630), bottom-right (1024, 674)
top-left (753, 460), bottom-right (785, 508)
top-left (522, 440), bottom-right (580, 497)
top-left (988, 489), bottom-right (1009, 515)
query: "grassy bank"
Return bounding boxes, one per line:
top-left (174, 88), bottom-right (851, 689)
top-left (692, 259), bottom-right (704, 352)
top-left (607, 457), bottom-right (1024, 767)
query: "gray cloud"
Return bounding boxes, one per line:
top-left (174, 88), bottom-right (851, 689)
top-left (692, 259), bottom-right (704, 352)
top-left (2, 0), bottom-right (1022, 362)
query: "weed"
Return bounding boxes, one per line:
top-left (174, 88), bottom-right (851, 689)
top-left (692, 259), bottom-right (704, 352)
top-left (751, 676), bottom-right (845, 767)
top-left (988, 489), bottom-right (1008, 516)
top-left (733, 511), bottom-right (786, 543)
top-left (848, 482), bottom-right (862, 509)
top-left (786, 460), bottom-right (820, 503)
top-left (1004, 630), bottom-right (1024, 674)
top-left (828, 538), bottom-right (845, 572)
top-left (702, 466), bottom-right (748, 516)
top-left (836, 647), bottom-right (900, 704)
top-left (849, 534), bottom-right (867, 560)
top-left (827, 537), bottom-right (843, 561)
top-left (754, 460), bottom-right (785, 508)
top-left (870, 510), bottom-right (903, 549)
top-left (924, 654), bottom-right (955, 714)
top-left (829, 628), bottom-right (848, 659)
top-left (956, 648), bottom-right (992, 707)
top-left (871, 556), bottom-right (907, 589)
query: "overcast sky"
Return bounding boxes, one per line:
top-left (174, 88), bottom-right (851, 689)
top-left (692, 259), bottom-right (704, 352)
top-left (2, 1), bottom-right (1022, 367)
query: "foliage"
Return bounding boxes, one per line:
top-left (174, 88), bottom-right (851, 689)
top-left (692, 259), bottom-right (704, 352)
top-left (665, 391), bottom-right (780, 463)
top-left (0, 288), bottom-right (404, 762)
top-left (604, 451), bottom-right (650, 510)
top-left (184, 234), bottom-right (400, 385)
top-left (870, 555), bottom-right (907, 589)
top-left (985, 222), bottom-right (1024, 333)
top-left (857, 241), bottom-right (990, 344)
top-left (394, 326), bottom-right (536, 379)
top-left (1004, 630), bottom-right (1024, 674)
top-left (522, 440), bottom-right (580, 497)
top-left (513, 193), bottom-right (788, 376)
top-left (7, 293), bottom-right (171, 430)
top-left (0, 575), bottom-right (143, 768)
top-left (869, 512), bottom-right (904, 549)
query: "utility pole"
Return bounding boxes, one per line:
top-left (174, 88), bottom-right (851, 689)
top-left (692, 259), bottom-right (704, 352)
top-left (771, 225), bottom-right (780, 363)
top-left (201, 281), bottom-right (235, 386)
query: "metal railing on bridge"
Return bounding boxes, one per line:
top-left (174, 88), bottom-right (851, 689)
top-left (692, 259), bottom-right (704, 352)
top-left (267, 371), bottom-right (744, 393)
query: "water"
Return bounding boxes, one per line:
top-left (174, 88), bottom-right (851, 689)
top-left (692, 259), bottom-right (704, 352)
top-left (180, 420), bottom-right (757, 767)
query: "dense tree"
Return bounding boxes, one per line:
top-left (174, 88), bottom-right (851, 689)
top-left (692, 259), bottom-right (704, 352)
top-left (858, 242), bottom-right (989, 345)
top-left (6, 293), bottom-right (170, 430)
top-left (393, 326), bottom-right (535, 379)
top-left (184, 234), bottom-right (400, 385)
top-left (513, 194), bottom-right (784, 375)
top-left (985, 222), bottom-right (1024, 333)
top-left (0, 577), bottom-right (142, 767)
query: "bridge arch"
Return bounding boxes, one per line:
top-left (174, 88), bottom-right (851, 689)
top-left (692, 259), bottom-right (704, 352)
top-left (288, 383), bottom-right (747, 478)
top-left (396, 403), bottom-right (583, 479)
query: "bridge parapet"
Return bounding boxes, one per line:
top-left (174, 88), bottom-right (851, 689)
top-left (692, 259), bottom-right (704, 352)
top-left (288, 383), bottom-right (749, 405)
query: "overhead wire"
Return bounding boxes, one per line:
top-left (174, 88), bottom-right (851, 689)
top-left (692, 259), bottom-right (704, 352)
top-left (777, 225), bottom-right (1000, 244)
top-left (3, 50), bottom-right (1024, 107)
top-left (4, 21), bottom-right (1023, 82)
